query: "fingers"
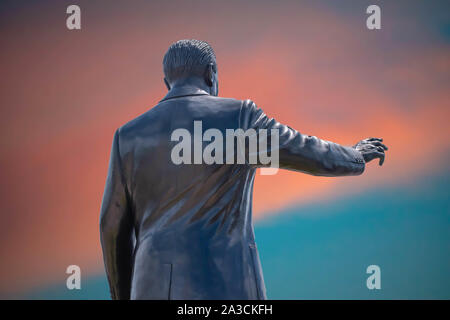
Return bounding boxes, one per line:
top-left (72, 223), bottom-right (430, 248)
top-left (356, 138), bottom-right (388, 166)
top-left (364, 144), bottom-right (385, 153)
top-left (369, 141), bottom-right (388, 150)
top-left (374, 151), bottom-right (385, 166)
top-left (368, 138), bottom-right (387, 165)
top-left (363, 148), bottom-right (386, 166)
top-left (359, 138), bottom-right (388, 166)
top-left (379, 153), bottom-right (385, 166)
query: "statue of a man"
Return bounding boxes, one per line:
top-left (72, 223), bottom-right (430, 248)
top-left (100, 39), bottom-right (388, 300)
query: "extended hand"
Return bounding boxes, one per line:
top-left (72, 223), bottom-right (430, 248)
top-left (353, 137), bottom-right (388, 166)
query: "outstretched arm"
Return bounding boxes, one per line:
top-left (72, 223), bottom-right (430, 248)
top-left (99, 130), bottom-right (134, 300)
top-left (240, 100), bottom-right (387, 176)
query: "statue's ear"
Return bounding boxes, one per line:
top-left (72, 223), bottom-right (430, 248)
top-left (204, 63), bottom-right (214, 87)
top-left (164, 78), bottom-right (171, 90)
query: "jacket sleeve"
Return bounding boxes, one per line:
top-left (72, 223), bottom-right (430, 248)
top-left (240, 99), bottom-right (365, 176)
top-left (99, 129), bottom-right (134, 300)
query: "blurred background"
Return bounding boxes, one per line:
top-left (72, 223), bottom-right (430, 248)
top-left (0, 0), bottom-right (449, 299)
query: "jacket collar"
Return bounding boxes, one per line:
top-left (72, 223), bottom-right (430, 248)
top-left (160, 86), bottom-right (210, 102)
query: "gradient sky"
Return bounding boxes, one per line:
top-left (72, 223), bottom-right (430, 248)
top-left (0, 0), bottom-right (449, 299)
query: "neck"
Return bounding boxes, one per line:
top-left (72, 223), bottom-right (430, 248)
top-left (161, 78), bottom-right (211, 102)
top-left (169, 77), bottom-right (211, 94)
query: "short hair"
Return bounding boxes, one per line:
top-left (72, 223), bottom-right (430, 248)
top-left (163, 39), bottom-right (217, 82)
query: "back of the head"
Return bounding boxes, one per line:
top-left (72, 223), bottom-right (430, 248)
top-left (163, 39), bottom-right (217, 85)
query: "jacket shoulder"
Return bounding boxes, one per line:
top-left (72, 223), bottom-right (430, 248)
top-left (116, 96), bottom-right (256, 137)
top-left (116, 104), bottom-right (165, 138)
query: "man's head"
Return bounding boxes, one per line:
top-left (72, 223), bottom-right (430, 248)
top-left (163, 39), bottom-right (218, 96)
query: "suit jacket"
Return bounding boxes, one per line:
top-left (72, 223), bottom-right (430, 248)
top-left (99, 87), bottom-right (365, 300)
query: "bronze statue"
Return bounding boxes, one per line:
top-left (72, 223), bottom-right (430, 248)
top-left (100, 39), bottom-right (388, 299)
